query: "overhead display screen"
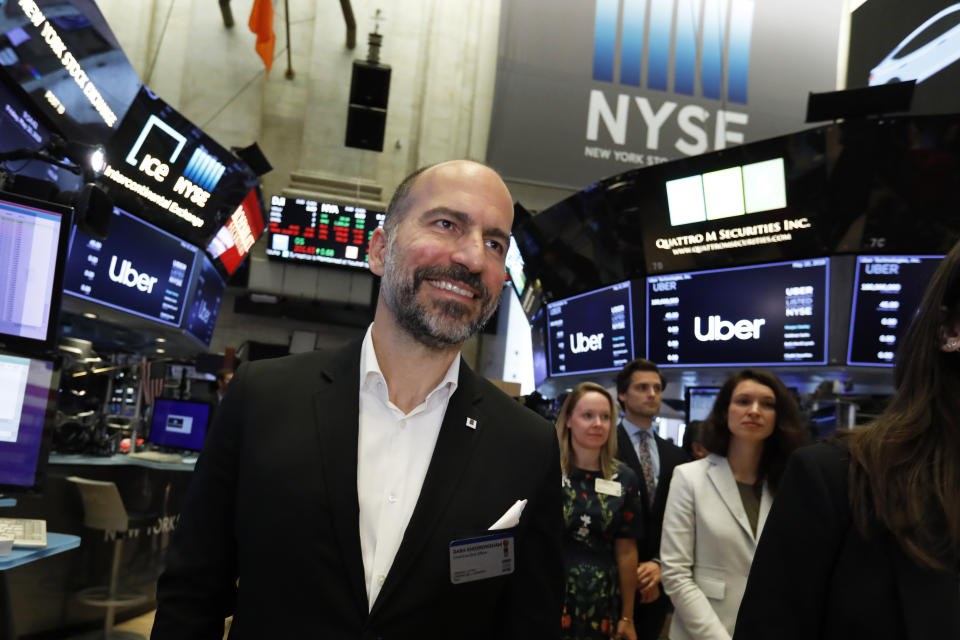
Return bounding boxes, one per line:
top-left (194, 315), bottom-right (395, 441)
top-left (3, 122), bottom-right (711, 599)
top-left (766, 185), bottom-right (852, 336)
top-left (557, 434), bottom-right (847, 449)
top-left (847, 255), bottom-right (944, 366)
top-left (0, 73), bottom-right (81, 191)
top-left (646, 259), bottom-right (830, 367)
top-left (183, 253), bottom-right (226, 346)
top-left (103, 86), bottom-right (258, 245)
top-left (205, 188), bottom-right (265, 275)
top-left (546, 280), bottom-right (633, 377)
top-left (63, 206), bottom-right (198, 327)
top-left (0, 0), bottom-right (140, 144)
top-left (266, 195), bottom-right (385, 268)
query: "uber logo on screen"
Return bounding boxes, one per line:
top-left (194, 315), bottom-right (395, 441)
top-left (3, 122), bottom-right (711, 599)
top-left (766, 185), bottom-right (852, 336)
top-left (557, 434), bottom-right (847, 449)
top-left (108, 256), bottom-right (159, 293)
top-left (694, 315), bottom-right (765, 341)
top-left (570, 331), bottom-right (605, 353)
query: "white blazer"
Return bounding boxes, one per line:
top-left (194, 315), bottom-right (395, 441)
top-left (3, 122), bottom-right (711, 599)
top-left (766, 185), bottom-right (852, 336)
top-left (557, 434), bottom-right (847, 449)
top-left (659, 454), bottom-right (773, 640)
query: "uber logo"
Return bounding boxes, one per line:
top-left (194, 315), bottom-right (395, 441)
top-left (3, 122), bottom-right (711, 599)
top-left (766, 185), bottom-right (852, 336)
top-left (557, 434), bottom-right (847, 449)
top-left (109, 255), bottom-right (159, 293)
top-left (570, 331), bottom-right (605, 353)
top-left (694, 315), bottom-right (765, 341)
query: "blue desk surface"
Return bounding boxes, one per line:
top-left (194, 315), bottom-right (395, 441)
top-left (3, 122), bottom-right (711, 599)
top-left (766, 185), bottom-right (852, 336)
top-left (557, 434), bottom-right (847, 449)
top-left (0, 534), bottom-right (81, 571)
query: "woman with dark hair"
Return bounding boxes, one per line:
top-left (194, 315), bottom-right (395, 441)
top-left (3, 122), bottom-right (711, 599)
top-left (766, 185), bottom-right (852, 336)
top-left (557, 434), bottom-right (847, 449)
top-left (734, 243), bottom-right (960, 639)
top-left (556, 382), bottom-right (642, 640)
top-left (660, 370), bottom-right (807, 639)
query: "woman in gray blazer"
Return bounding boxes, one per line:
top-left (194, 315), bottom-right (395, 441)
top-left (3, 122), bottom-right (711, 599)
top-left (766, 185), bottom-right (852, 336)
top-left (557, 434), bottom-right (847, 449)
top-left (660, 370), bottom-right (806, 640)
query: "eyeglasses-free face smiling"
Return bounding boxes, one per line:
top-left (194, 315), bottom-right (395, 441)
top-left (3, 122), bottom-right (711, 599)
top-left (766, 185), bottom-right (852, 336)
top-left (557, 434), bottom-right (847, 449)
top-left (370, 162), bottom-right (513, 349)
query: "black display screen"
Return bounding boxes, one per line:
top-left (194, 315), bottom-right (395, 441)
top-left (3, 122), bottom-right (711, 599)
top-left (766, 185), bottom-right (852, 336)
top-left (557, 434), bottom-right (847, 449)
top-left (847, 255), bottom-right (943, 366)
top-left (0, 0), bottom-right (140, 145)
top-left (183, 252), bottom-right (225, 346)
top-left (646, 259), bottom-right (830, 367)
top-left (103, 86), bottom-right (258, 245)
top-left (63, 206), bottom-right (198, 327)
top-left (546, 280), bottom-right (634, 376)
top-left (265, 195), bottom-right (384, 268)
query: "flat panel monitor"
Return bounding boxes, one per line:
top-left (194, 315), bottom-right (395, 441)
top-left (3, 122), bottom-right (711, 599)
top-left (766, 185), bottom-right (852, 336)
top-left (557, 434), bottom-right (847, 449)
top-left (182, 252), bottom-right (226, 346)
top-left (103, 86), bottom-right (259, 246)
top-left (266, 195), bottom-right (385, 269)
top-left (646, 258), bottom-right (830, 367)
top-left (546, 280), bottom-right (634, 377)
top-left (686, 386), bottom-right (720, 424)
top-left (63, 206), bottom-right (198, 327)
top-left (149, 398), bottom-right (211, 452)
top-left (0, 70), bottom-right (82, 191)
top-left (205, 187), bottom-right (265, 276)
top-left (0, 191), bottom-right (71, 356)
top-left (0, 353), bottom-right (55, 493)
top-left (847, 254), bottom-right (944, 366)
top-left (0, 0), bottom-right (140, 145)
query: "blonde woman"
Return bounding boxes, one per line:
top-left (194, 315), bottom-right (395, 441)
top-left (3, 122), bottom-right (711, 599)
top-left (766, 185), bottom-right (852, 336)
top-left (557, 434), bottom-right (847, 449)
top-left (557, 382), bottom-right (642, 640)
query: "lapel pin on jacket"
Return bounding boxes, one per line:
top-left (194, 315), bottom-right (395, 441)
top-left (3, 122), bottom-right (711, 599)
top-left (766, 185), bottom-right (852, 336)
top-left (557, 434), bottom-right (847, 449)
top-left (465, 417), bottom-right (478, 429)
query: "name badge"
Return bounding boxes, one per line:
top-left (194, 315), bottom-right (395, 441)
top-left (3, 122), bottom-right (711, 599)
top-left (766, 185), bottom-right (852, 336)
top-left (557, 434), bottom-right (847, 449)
top-left (449, 532), bottom-right (515, 584)
top-left (595, 478), bottom-right (622, 496)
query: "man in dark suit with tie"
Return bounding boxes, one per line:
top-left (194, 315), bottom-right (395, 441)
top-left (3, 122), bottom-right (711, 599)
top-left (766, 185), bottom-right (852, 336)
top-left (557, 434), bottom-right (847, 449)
top-left (152, 160), bottom-right (563, 639)
top-left (615, 359), bottom-right (690, 640)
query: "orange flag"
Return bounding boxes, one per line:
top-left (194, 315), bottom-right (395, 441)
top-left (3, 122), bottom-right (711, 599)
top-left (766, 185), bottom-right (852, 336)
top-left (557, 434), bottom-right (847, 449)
top-left (248, 0), bottom-right (275, 74)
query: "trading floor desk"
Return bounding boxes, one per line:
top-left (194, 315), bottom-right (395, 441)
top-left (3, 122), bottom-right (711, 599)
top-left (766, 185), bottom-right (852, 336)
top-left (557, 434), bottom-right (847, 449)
top-left (3, 454), bottom-right (195, 638)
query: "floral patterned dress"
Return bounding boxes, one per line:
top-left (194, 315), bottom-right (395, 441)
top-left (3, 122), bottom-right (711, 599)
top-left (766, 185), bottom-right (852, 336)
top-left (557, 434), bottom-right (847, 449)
top-left (561, 463), bottom-right (642, 640)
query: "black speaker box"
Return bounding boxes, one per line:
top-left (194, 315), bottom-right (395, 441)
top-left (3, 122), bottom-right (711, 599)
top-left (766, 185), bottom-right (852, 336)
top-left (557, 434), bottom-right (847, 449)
top-left (349, 61), bottom-right (391, 109)
top-left (345, 105), bottom-right (387, 152)
top-left (232, 142), bottom-right (273, 176)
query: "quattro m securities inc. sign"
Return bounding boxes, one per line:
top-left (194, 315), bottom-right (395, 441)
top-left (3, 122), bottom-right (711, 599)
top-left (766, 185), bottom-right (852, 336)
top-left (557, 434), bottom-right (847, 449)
top-left (487, 0), bottom-right (843, 189)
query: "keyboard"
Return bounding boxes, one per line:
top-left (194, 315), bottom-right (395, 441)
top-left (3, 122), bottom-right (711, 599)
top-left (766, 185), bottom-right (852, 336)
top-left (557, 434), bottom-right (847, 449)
top-left (128, 450), bottom-right (183, 463)
top-left (0, 517), bottom-right (47, 548)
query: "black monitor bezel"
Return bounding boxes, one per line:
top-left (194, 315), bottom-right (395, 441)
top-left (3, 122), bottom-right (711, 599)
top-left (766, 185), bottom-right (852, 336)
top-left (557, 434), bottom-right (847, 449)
top-left (147, 398), bottom-right (213, 453)
top-left (0, 191), bottom-right (73, 358)
top-left (684, 386), bottom-right (722, 425)
top-left (0, 353), bottom-right (59, 496)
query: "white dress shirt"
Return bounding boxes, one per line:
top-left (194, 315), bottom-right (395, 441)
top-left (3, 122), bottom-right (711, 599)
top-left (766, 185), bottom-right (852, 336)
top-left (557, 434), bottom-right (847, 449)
top-left (356, 325), bottom-right (460, 609)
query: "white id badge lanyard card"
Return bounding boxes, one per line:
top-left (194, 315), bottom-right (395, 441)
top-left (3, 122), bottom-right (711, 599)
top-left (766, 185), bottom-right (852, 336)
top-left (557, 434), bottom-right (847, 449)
top-left (449, 532), bottom-right (515, 584)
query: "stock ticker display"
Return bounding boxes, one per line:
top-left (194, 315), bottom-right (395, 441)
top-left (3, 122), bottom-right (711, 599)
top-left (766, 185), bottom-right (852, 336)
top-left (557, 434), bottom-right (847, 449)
top-left (646, 259), bottom-right (830, 367)
top-left (266, 196), bottom-right (384, 269)
top-left (546, 281), bottom-right (634, 376)
top-left (847, 255), bottom-right (944, 366)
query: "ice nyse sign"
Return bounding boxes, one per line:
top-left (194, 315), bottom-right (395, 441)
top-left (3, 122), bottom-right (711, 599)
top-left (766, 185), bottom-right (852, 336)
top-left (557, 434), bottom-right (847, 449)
top-left (104, 87), bottom-right (254, 243)
top-left (487, 0), bottom-right (842, 188)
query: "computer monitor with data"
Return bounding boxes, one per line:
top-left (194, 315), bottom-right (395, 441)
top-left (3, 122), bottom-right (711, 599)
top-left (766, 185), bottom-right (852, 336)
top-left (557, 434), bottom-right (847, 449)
top-left (0, 192), bottom-right (72, 356)
top-left (0, 354), bottom-right (56, 494)
top-left (149, 399), bottom-right (212, 452)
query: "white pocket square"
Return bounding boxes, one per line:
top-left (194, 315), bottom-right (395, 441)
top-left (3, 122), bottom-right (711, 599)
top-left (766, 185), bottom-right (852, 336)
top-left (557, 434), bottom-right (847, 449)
top-left (488, 499), bottom-right (527, 530)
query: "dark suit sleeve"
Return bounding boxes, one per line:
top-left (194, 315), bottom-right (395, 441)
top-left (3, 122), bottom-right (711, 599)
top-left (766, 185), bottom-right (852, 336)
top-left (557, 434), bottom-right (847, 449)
top-left (733, 443), bottom-right (850, 640)
top-left (151, 363), bottom-right (248, 639)
top-left (496, 421), bottom-right (564, 639)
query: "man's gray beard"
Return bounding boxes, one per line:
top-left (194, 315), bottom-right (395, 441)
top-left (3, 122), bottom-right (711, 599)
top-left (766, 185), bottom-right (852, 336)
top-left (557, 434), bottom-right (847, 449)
top-left (380, 242), bottom-right (500, 350)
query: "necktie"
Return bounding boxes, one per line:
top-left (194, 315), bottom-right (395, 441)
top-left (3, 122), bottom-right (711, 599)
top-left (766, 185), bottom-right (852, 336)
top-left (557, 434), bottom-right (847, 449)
top-left (637, 430), bottom-right (657, 504)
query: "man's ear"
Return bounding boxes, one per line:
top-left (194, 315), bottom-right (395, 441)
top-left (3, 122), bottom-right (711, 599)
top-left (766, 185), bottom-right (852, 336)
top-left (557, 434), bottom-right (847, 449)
top-left (369, 227), bottom-right (387, 277)
top-left (941, 320), bottom-right (960, 352)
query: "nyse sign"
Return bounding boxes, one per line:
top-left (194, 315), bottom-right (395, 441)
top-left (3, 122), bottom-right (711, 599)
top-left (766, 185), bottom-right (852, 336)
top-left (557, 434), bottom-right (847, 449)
top-left (488, 0), bottom-right (843, 188)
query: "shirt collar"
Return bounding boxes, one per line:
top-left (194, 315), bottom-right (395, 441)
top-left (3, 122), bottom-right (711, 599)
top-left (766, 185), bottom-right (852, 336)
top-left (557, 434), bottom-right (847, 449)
top-left (622, 416), bottom-right (654, 440)
top-left (360, 323), bottom-right (461, 404)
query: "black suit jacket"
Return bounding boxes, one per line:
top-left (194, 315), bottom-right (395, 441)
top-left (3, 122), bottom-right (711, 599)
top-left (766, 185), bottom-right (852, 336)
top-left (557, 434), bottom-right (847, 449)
top-left (152, 341), bottom-right (563, 639)
top-left (616, 424), bottom-right (690, 561)
top-left (734, 442), bottom-right (960, 640)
